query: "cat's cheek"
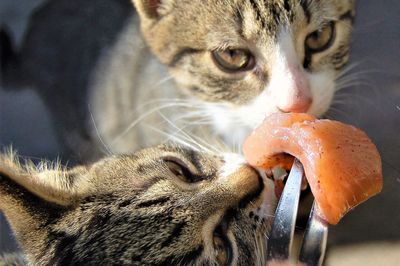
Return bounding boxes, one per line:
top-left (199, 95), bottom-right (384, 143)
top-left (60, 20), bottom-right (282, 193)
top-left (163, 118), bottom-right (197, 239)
top-left (236, 90), bottom-right (280, 128)
top-left (307, 70), bottom-right (336, 117)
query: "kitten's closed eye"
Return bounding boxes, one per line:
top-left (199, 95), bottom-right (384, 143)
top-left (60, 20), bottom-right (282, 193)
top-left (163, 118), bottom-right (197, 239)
top-left (164, 157), bottom-right (203, 183)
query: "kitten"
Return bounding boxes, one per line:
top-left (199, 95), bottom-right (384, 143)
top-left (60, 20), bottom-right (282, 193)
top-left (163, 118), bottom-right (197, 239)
top-left (0, 0), bottom-right (356, 162)
top-left (0, 145), bottom-right (276, 265)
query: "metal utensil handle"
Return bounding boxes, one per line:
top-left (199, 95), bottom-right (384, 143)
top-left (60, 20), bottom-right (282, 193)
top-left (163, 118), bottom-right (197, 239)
top-left (299, 202), bottom-right (328, 266)
top-left (266, 159), bottom-right (304, 262)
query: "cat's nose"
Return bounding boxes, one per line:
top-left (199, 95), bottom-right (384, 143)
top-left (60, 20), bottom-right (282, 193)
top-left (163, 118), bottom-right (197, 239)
top-left (274, 64), bottom-right (313, 113)
top-left (277, 94), bottom-right (313, 113)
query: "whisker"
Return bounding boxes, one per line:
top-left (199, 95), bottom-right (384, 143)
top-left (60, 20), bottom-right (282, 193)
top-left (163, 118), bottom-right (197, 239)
top-left (88, 105), bottom-right (113, 156)
top-left (153, 75), bottom-right (175, 88)
top-left (336, 61), bottom-right (365, 77)
top-left (353, 18), bottom-right (385, 33)
top-left (110, 102), bottom-right (197, 147)
top-left (149, 119), bottom-right (213, 154)
top-left (137, 98), bottom-right (198, 108)
top-left (334, 93), bottom-right (383, 112)
top-left (144, 124), bottom-right (204, 153)
top-left (119, 98), bottom-right (200, 124)
top-left (325, 107), bottom-right (352, 120)
top-left (190, 133), bottom-right (225, 154)
top-left (157, 112), bottom-right (223, 154)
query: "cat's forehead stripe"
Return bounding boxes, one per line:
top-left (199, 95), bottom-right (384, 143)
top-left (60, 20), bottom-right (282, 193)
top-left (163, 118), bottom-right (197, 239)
top-left (248, 0), bottom-right (268, 34)
top-left (299, 0), bottom-right (311, 22)
top-left (283, 0), bottom-right (291, 13)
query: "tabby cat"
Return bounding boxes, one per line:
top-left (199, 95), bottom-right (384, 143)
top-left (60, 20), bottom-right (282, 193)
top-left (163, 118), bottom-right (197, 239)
top-left (0, 0), bottom-right (356, 162)
top-left (0, 145), bottom-right (276, 265)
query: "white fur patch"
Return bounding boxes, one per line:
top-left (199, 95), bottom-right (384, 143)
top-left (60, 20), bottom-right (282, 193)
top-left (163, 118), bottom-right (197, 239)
top-left (307, 70), bottom-right (336, 116)
top-left (219, 153), bottom-right (246, 179)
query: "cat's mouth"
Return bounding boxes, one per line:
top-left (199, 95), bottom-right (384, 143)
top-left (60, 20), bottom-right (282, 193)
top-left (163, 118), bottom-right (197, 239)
top-left (262, 167), bottom-right (309, 198)
top-left (245, 168), bottom-right (279, 224)
top-left (260, 166), bottom-right (313, 227)
top-left (253, 167), bottom-right (310, 221)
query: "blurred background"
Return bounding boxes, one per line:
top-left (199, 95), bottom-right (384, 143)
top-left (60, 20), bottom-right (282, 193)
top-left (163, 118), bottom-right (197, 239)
top-left (1, 0), bottom-right (399, 265)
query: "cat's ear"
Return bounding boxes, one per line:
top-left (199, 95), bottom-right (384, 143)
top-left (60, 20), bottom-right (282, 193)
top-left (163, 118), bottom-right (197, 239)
top-left (132, 0), bottom-right (173, 19)
top-left (0, 151), bottom-right (92, 211)
top-left (0, 152), bottom-right (93, 265)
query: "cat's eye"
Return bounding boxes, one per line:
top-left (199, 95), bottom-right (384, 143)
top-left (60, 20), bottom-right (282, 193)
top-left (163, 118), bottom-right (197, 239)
top-left (213, 232), bottom-right (232, 266)
top-left (305, 22), bottom-right (336, 53)
top-left (212, 49), bottom-right (255, 73)
top-left (164, 158), bottom-right (200, 183)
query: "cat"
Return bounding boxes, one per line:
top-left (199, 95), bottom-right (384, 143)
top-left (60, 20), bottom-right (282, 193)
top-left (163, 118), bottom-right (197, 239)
top-left (0, 0), bottom-right (356, 163)
top-left (0, 145), bottom-right (277, 265)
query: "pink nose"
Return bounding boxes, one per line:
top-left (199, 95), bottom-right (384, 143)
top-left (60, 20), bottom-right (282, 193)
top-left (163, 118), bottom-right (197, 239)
top-left (278, 95), bottom-right (313, 113)
top-left (274, 63), bottom-right (313, 113)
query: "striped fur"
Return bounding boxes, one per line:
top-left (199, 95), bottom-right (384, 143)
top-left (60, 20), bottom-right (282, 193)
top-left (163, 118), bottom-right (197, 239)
top-left (0, 146), bottom-right (276, 265)
top-left (134, 0), bottom-right (355, 103)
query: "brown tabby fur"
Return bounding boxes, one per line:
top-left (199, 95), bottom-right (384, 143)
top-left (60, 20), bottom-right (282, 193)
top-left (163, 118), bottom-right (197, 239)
top-left (134, 0), bottom-right (355, 103)
top-left (0, 146), bottom-right (276, 265)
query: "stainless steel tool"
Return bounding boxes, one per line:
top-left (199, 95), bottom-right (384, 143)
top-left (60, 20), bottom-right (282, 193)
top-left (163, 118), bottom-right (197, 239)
top-left (266, 159), bottom-right (328, 266)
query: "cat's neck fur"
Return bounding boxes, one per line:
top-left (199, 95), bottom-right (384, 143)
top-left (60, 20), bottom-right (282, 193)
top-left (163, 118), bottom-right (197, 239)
top-left (88, 15), bottom-right (191, 156)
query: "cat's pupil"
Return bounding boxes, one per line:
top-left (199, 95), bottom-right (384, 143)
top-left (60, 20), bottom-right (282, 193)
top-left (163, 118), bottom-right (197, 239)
top-left (227, 50), bottom-right (244, 64)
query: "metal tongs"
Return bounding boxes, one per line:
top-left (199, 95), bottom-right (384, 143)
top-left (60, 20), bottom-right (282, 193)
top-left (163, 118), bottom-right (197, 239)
top-left (266, 159), bottom-right (328, 266)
